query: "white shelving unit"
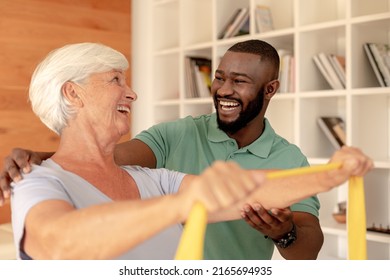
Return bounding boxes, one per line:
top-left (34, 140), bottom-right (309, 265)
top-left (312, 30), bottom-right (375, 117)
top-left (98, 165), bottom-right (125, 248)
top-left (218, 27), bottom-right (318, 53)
top-left (131, 0), bottom-right (390, 259)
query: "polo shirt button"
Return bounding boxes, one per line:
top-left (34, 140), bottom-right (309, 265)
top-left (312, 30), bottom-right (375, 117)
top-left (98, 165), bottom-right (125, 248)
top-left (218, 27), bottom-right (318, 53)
top-left (230, 141), bottom-right (235, 145)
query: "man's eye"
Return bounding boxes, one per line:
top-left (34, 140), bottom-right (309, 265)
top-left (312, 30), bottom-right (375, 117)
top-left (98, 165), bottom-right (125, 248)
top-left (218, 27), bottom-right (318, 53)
top-left (234, 79), bottom-right (245, 83)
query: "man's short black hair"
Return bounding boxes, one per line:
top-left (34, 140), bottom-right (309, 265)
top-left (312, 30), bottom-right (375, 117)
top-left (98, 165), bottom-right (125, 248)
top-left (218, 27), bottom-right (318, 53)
top-left (228, 40), bottom-right (280, 79)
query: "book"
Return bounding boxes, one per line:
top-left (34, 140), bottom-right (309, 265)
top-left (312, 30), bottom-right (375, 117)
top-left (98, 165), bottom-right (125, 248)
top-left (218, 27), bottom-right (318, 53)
top-left (218, 8), bottom-right (242, 39)
top-left (329, 54), bottom-right (346, 88)
top-left (184, 57), bottom-right (197, 98)
top-left (363, 43), bottom-right (386, 87)
top-left (236, 14), bottom-right (250, 36)
top-left (227, 9), bottom-right (250, 38)
top-left (317, 116), bottom-right (346, 149)
top-left (184, 56), bottom-right (212, 98)
top-left (318, 53), bottom-right (345, 89)
top-left (255, 5), bottom-right (274, 33)
top-left (313, 54), bottom-right (337, 89)
top-left (313, 53), bottom-right (344, 90)
top-left (219, 8), bottom-right (249, 39)
top-left (367, 42), bottom-right (390, 86)
top-left (278, 50), bottom-right (293, 93)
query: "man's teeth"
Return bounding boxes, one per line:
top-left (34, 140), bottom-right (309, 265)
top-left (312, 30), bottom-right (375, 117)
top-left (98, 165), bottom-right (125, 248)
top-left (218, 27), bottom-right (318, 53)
top-left (117, 105), bottom-right (130, 113)
top-left (220, 100), bottom-right (239, 110)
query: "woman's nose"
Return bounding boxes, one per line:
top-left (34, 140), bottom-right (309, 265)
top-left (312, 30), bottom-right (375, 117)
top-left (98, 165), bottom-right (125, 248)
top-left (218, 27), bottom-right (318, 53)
top-left (125, 85), bottom-right (138, 101)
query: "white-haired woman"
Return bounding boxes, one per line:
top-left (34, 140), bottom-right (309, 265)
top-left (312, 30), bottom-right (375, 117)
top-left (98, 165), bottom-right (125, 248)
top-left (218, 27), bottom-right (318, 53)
top-left (10, 43), bottom-right (373, 260)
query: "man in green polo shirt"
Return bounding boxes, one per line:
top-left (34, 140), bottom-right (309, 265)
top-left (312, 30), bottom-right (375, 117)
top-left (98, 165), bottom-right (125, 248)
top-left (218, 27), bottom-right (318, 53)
top-left (1, 40), bottom-right (323, 259)
top-left (130, 40), bottom-right (322, 259)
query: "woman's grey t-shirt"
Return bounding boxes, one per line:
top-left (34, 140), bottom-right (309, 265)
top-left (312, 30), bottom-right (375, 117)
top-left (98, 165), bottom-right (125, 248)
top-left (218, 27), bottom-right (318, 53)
top-left (11, 159), bottom-right (185, 260)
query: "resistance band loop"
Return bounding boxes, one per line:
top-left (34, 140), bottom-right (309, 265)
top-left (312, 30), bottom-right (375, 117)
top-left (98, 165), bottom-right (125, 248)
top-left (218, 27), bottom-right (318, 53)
top-left (175, 163), bottom-right (366, 260)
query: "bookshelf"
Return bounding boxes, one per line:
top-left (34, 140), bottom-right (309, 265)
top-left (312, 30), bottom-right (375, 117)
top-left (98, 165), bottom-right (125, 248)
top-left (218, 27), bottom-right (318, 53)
top-left (131, 0), bottom-right (390, 259)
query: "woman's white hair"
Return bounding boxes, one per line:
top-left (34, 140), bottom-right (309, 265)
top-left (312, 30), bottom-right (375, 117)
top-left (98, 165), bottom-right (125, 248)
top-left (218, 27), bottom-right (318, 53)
top-left (29, 42), bottom-right (129, 135)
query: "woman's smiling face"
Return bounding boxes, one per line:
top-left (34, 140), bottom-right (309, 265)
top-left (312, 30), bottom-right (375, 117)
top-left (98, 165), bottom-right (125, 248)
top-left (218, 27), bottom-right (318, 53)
top-left (74, 70), bottom-right (137, 139)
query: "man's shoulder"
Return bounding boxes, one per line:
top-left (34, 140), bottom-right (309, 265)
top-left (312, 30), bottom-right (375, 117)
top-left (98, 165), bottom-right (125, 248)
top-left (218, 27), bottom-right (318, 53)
top-left (274, 135), bottom-right (304, 152)
top-left (175, 113), bottom-right (213, 124)
top-left (265, 132), bottom-right (308, 167)
top-left (152, 113), bottom-right (213, 132)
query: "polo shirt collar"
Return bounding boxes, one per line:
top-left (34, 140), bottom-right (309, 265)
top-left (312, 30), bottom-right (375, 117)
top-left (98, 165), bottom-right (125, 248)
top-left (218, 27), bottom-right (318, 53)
top-left (207, 113), bottom-right (275, 158)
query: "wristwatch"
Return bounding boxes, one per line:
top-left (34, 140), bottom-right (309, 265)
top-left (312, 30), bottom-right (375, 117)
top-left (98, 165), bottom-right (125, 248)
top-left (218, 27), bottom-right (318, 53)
top-left (270, 223), bottom-right (297, 249)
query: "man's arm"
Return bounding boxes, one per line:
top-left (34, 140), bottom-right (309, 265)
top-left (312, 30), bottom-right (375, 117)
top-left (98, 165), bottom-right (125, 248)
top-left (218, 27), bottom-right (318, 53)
top-left (241, 205), bottom-right (323, 259)
top-left (241, 146), bottom-right (373, 259)
top-left (114, 139), bottom-right (157, 168)
top-left (279, 212), bottom-right (323, 259)
top-left (183, 146), bottom-right (373, 224)
top-left (0, 139), bottom-right (157, 204)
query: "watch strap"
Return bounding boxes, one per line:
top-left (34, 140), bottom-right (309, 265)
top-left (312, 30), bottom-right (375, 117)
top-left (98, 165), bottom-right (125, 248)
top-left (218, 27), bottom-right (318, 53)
top-left (269, 223), bottom-right (297, 249)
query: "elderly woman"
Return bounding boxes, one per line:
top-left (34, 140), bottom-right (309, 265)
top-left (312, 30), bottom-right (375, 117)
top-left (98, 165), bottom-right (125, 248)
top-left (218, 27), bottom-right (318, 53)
top-left (10, 43), bottom-right (373, 260)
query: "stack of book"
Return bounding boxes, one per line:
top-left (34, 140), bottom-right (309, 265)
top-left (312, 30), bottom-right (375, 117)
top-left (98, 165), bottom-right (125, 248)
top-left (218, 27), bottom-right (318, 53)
top-left (218, 8), bottom-right (249, 39)
top-left (184, 56), bottom-right (212, 98)
top-left (313, 53), bottom-right (346, 90)
top-left (278, 49), bottom-right (295, 93)
top-left (363, 42), bottom-right (390, 87)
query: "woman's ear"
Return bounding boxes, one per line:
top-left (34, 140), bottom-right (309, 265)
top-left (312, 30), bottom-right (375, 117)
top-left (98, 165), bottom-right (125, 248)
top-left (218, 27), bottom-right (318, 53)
top-left (265, 80), bottom-right (280, 99)
top-left (62, 81), bottom-right (83, 107)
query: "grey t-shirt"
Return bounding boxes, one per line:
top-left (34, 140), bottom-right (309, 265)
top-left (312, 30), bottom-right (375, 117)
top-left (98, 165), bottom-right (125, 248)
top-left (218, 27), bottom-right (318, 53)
top-left (11, 159), bottom-right (185, 260)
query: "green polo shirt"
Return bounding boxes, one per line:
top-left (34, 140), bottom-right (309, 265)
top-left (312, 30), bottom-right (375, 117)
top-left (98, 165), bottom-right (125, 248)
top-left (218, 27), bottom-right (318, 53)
top-left (135, 113), bottom-right (320, 259)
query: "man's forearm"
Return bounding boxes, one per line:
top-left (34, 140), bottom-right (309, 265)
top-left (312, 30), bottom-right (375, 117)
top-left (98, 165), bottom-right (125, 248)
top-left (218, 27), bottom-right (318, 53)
top-left (277, 213), bottom-right (324, 260)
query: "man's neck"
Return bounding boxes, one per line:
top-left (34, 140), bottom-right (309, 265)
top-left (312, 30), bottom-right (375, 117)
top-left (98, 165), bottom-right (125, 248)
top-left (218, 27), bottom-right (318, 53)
top-left (226, 119), bottom-right (265, 148)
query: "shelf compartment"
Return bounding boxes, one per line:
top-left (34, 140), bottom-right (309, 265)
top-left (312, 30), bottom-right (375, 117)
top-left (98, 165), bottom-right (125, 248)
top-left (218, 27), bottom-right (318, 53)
top-left (351, 94), bottom-right (390, 161)
top-left (253, 0), bottom-right (294, 32)
top-left (154, 52), bottom-right (180, 101)
top-left (351, 18), bottom-right (390, 89)
top-left (153, 0), bottom-right (180, 51)
top-left (297, 0), bottom-right (346, 26)
top-left (352, 0), bottom-right (390, 18)
top-left (297, 96), bottom-right (346, 158)
top-left (181, 0), bottom-right (213, 46)
top-left (215, 0), bottom-right (250, 41)
top-left (298, 26), bottom-right (346, 92)
top-left (183, 48), bottom-right (212, 100)
top-left (266, 98), bottom-right (295, 144)
top-left (364, 169), bottom-right (390, 234)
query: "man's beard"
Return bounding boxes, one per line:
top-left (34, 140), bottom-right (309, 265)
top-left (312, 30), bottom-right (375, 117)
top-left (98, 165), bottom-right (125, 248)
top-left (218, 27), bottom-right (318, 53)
top-left (215, 89), bottom-right (265, 134)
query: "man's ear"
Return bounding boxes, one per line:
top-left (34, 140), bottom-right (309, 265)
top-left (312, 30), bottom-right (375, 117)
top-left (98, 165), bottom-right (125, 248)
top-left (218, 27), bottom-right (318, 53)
top-left (265, 79), bottom-right (280, 99)
top-left (62, 81), bottom-right (83, 107)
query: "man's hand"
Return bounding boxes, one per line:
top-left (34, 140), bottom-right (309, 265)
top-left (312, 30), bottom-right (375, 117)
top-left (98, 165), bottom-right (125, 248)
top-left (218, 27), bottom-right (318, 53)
top-left (241, 203), bottom-right (294, 239)
top-left (0, 148), bottom-right (42, 205)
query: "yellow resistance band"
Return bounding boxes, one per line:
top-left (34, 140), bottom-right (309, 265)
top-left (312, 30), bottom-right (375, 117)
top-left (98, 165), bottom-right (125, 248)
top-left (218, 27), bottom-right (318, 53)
top-left (175, 163), bottom-right (367, 260)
